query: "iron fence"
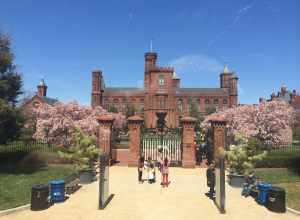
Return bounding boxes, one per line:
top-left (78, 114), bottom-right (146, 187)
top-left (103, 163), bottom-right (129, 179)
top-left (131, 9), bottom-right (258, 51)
top-left (0, 139), bottom-right (58, 153)
top-left (266, 142), bottom-right (300, 153)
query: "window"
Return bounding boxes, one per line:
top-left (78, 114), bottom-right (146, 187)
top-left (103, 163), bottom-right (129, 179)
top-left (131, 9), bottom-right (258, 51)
top-left (139, 103), bottom-right (144, 113)
top-left (214, 98), bottom-right (219, 104)
top-left (33, 101), bottom-right (40, 108)
top-left (205, 98), bottom-right (210, 104)
top-left (158, 75), bottom-right (165, 86)
top-left (178, 99), bottom-right (183, 112)
top-left (159, 97), bottom-right (166, 108)
top-left (223, 99), bottom-right (228, 104)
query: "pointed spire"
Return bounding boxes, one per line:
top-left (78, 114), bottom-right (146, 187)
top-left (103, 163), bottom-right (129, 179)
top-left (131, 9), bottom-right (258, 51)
top-left (173, 71), bottom-right (180, 79)
top-left (223, 65), bottom-right (230, 74)
top-left (39, 78), bottom-right (46, 86)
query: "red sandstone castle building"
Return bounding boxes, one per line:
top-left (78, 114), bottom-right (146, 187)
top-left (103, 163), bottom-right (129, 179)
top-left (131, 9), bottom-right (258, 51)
top-left (23, 79), bottom-right (58, 109)
top-left (91, 52), bottom-right (239, 128)
top-left (259, 85), bottom-right (300, 110)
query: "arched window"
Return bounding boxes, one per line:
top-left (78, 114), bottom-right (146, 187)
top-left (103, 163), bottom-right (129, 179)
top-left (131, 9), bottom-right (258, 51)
top-left (158, 96), bottom-right (166, 108)
top-left (158, 75), bottom-right (165, 86)
top-left (178, 99), bottom-right (183, 113)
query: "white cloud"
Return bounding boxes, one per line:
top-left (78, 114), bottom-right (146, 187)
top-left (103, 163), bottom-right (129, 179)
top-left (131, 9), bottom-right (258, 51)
top-left (208, 1), bottom-right (255, 48)
top-left (168, 54), bottom-right (223, 74)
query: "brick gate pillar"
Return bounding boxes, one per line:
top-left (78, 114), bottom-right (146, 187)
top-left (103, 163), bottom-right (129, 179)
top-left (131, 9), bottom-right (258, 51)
top-left (97, 115), bottom-right (114, 158)
top-left (181, 116), bottom-right (197, 168)
top-left (128, 115), bottom-right (144, 167)
top-left (210, 116), bottom-right (227, 159)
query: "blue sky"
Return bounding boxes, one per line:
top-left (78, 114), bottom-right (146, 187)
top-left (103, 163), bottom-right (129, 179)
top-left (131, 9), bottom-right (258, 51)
top-left (0, 0), bottom-right (299, 105)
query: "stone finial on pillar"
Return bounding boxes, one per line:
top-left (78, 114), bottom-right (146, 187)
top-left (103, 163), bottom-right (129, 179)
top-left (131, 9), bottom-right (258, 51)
top-left (181, 116), bottom-right (197, 168)
top-left (97, 114), bottom-right (114, 158)
top-left (127, 115), bottom-right (144, 167)
top-left (210, 115), bottom-right (227, 159)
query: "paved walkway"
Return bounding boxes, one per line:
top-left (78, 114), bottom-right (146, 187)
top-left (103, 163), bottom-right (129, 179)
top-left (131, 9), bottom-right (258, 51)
top-left (1, 167), bottom-right (299, 220)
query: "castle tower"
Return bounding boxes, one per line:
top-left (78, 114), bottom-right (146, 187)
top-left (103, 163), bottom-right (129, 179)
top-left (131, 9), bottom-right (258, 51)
top-left (37, 79), bottom-right (47, 97)
top-left (91, 70), bottom-right (103, 107)
top-left (280, 84), bottom-right (287, 97)
top-left (220, 65), bottom-right (233, 88)
top-left (144, 52), bottom-right (157, 73)
top-left (229, 75), bottom-right (238, 107)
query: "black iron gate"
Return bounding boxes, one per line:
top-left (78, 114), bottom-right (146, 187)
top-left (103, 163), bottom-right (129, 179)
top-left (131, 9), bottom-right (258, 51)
top-left (141, 128), bottom-right (182, 166)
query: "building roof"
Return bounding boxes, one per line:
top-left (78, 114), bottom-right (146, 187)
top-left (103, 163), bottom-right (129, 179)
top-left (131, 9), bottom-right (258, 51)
top-left (41, 96), bottom-right (58, 105)
top-left (176, 88), bottom-right (227, 94)
top-left (105, 87), bottom-right (144, 92)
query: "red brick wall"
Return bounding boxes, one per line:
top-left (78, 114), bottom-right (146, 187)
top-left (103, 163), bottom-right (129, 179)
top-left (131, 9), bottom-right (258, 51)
top-left (111, 149), bottom-right (129, 165)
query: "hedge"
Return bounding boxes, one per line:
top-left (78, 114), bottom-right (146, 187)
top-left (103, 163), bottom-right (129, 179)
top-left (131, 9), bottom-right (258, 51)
top-left (255, 151), bottom-right (300, 169)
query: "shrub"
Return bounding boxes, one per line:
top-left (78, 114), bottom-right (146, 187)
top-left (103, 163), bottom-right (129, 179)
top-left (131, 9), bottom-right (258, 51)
top-left (255, 151), bottom-right (300, 168)
top-left (227, 134), bottom-right (267, 174)
top-left (58, 128), bottom-right (100, 171)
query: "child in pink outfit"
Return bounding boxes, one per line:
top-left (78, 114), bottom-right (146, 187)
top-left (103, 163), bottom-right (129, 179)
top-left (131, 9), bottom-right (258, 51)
top-left (161, 157), bottom-right (170, 187)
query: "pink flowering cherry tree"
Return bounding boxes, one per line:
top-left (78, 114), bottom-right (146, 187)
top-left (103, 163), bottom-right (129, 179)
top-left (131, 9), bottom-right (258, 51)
top-left (201, 100), bottom-right (295, 146)
top-left (33, 101), bottom-right (125, 146)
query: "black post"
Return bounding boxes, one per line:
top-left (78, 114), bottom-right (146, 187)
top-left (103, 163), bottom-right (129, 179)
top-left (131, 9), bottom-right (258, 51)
top-left (99, 154), bottom-right (112, 209)
top-left (214, 156), bottom-right (226, 213)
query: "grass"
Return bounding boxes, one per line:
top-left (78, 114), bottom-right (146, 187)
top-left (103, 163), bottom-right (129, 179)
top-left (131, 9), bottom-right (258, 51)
top-left (255, 168), bottom-right (300, 211)
top-left (0, 164), bottom-right (76, 210)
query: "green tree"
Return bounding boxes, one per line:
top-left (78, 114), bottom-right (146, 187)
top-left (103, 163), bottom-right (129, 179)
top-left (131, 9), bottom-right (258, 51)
top-left (108, 104), bottom-right (118, 113)
top-left (205, 104), bottom-right (216, 115)
top-left (125, 103), bottom-right (135, 118)
top-left (0, 33), bottom-right (22, 106)
top-left (0, 32), bottom-right (24, 144)
top-left (188, 98), bottom-right (204, 131)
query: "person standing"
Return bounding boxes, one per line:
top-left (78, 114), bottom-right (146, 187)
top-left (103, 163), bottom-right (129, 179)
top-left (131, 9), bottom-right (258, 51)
top-left (206, 161), bottom-right (216, 199)
top-left (145, 156), bottom-right (152, 183)
top-left (148, 163), bottom-right (156, 184)
top-left (138, 156), bottom-right (144, 184)
top-left (161, 157), bottom-right (170, 187)
top-left (157, 147), bottom-right (163, 173)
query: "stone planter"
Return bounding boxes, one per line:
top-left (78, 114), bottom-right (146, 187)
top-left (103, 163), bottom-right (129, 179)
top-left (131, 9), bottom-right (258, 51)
top-left (79, 170), bottom-right (95, 184)
top-left (228, 173), bottom-right (245, 187)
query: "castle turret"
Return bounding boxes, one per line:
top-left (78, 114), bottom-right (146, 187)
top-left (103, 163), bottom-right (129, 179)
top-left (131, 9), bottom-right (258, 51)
top-left (271, 92), bottom-right (276, 100)
top-left (144, 52), bottom-right (157, 73)
top-left (91, 70), bottom-right (103, 107)
top-left (172, 71), bottom-right (180, 89)
top-left (220, 65), bottom-right (233, 88)
top-left (37, 79), bottom-right (47, 97)
top-left (280, 84), bottom-right (287, 97)
top-left (290, 89), bottom-right (297, 103)
top-left (229, 74), bottom-right (238, 107)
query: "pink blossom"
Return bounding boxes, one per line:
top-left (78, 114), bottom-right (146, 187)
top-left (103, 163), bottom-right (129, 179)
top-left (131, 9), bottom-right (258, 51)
top-left (202, 100), bottom-right (295, 145)
top-left (33, 101), bottom-right (125, 146)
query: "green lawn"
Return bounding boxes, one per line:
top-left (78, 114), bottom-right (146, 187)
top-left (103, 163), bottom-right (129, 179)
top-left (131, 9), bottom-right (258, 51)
top-left (0, 164), bottom-right (76, 210)
top-left (255, 168), bottom-right (300, 211)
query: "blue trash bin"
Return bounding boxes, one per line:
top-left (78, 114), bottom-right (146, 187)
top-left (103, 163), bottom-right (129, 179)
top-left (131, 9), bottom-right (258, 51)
top-left (50, 179), bottom-right (65, 203)
top-left (257, 183), bottom-right (272, 205)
